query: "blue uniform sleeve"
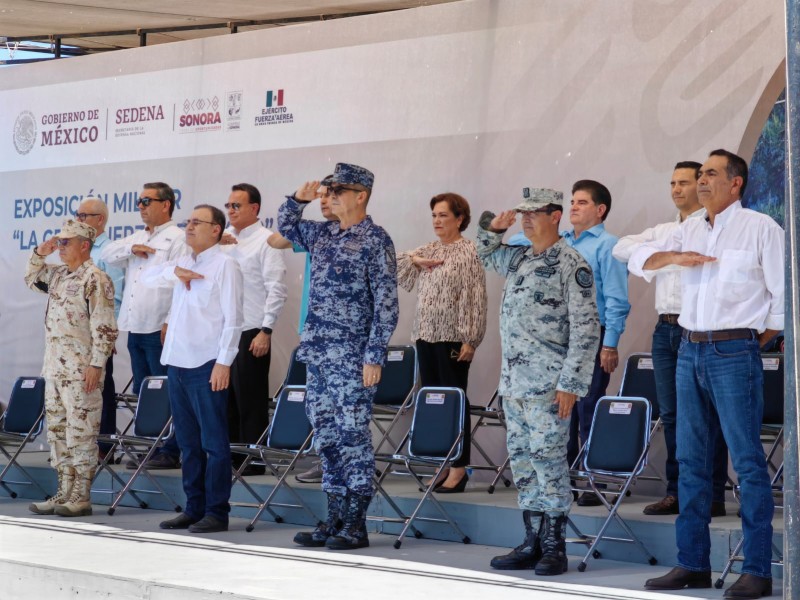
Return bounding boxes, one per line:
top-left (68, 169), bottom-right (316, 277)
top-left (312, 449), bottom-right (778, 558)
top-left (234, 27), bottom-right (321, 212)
top-left (598, 238), bottom-right (631, 347)
top-left (364, 233), bottom-right (399, 367)
top-left (278, 196), bottom-right (326, 253)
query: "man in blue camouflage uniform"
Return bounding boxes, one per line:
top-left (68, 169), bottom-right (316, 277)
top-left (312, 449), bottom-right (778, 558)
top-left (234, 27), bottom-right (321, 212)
top-left (278, 163), bottom-right (398, 550)
top-left (478, 188), bottom-right (600, 576)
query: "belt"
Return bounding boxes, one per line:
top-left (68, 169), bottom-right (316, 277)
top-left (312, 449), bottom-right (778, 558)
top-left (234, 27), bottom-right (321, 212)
top-left (658, 313), bottom-right (680, 325)
top-left (681, 328), bottom-right (757, 343)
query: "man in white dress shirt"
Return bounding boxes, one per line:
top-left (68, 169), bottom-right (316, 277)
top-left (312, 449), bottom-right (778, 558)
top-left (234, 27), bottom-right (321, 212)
top-left (144, 204), bottom-right (243, 534)
top-left (100, 182), bottom-right (186, 469)
top-left (612, 162), bottom-right (729, 518)
top-left (631, 150), bottom-right (782, 599)
top-left (221, 183), bottom-right (287, 475)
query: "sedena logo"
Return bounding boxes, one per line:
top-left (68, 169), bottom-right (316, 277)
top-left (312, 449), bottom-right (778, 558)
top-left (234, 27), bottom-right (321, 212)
top-left (255, 89), bottom-right (293, 126)
top-left (266, 90), bottom-right (284, 108)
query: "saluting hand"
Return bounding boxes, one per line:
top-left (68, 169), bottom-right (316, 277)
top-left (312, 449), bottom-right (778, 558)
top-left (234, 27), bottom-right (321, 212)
top-left (295, 180), bottom-right (322, 202)
top-left (35, 238), bottom-right (58, 256)
top-left (490, 210), bottom-right (517, 232)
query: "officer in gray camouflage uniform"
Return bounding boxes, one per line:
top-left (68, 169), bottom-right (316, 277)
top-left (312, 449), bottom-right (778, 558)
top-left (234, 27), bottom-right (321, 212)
top-left (478, 188), bottom-right (600, 576)
top-left (278, 163), bottom-right (398, 550)
top-left (25, 219), bottom-right (118, 518)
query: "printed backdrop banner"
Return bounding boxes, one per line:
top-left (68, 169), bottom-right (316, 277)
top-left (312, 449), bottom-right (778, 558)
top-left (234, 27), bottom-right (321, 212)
top-left (0, 0), bottom-right (785, 407)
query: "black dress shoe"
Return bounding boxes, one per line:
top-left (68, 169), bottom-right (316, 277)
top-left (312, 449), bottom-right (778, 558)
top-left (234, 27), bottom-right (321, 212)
top-left (710, 501), bottom-right (727, 518)
top-left (435, 472), bottom-right (469, 494)
top-left (188, 515), bottom-right (229, 533)
top-left (159, 512), bottom-right (199, 530)
top-left (723, 573), bottom-right (772, 599)
top-left (645, 566), bottom-right (712, 590)
top-left (643, 495), bottom-right (679, 515)
top-left (576, 492), bottom-right (603, 507)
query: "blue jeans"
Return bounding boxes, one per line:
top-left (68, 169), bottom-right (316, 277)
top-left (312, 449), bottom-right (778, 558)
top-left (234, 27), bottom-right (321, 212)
top-left (652, 321), bottom-right (728, 500)
top-left (167, 361), bottom-right (232, 522)
top-left (128, 331), bottom-right (180, 458)
top-left (675, 337), bottom-right (774, 577)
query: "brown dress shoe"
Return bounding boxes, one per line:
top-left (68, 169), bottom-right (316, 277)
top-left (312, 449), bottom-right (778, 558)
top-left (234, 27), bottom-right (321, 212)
top-left (645, 566), bottom-right (712, 590)
top-left (723, 573), bottom-right (772, 599)
top-left (643, 495), bottom-right (679, 515)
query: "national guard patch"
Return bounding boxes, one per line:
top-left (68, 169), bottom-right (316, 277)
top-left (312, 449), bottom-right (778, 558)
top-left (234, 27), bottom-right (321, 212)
top-left (575, 266), bottom-right (593, 288)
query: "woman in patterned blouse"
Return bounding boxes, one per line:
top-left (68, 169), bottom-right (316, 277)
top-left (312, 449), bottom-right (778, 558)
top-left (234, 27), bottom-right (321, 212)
top-left (397, 193), bottom-right (487, 493)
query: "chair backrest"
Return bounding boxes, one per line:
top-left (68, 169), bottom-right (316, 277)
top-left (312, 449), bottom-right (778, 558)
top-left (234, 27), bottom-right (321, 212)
top-left (2, 377), bottom-right (45, 435)
top-left (618, 353), bottom-right (659, 421)
top-left (761, 353), bottom-right (784, 425)
top-left (133, 376), bottom-right (172, 438)
top-left (284, 346), bottom-right (307, 387)
top-left (374, 345), bottom-right (417, 406)
top-left (408, 387), bottom-right (465, 461)
top-left (584, 396), bottom-right (651, 476)
top-left (267, 385), bottom-right (312, 451)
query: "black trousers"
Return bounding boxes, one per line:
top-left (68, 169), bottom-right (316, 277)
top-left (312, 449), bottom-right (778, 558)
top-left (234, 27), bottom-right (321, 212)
top-left (98, 354), bottom-right (116, 454)
top-left (415, 339), bottom-right (471, 467)
top-left (228, 328), bottom-right (271, 449)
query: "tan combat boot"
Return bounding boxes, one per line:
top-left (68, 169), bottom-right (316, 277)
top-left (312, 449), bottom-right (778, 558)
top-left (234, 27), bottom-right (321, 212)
top-left (29, 466), bottom-right (75, 515)
top-left (54, 470), bottom-right (93, 517)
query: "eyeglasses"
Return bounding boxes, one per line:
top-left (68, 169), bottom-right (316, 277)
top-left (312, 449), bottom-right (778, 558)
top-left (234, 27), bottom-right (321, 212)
top-left (75, 212), bottom-right (101, 221)
top-left (54, 238), bottom-right (73, 248)
top-left (224, 202), bottom-right (251, 211)
top-left (184, 218), bottom-right (216, 228)
top-left (329, 185), bottom-right (363, 197)
top-left (137, 197), bottom-right (167, 207)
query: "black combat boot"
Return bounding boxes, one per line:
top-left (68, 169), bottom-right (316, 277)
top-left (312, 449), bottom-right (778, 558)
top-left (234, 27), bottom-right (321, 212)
top-left (535, 513), bottom-right (569, 576)
top-left (490, 510), bottom-right (543, 569)
top-left (325, 492), bottom-right (371, 550)
top-left (294, 492), bottom-right (345, 547)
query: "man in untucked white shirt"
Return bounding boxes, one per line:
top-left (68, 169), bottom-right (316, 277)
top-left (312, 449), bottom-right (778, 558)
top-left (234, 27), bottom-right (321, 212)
top-left (142, 204), bottom-right (243, 535)
top-left (220, 183), bottom-right (287, 475)
top-left (632, 150), bottom-right (782, 599)
top-left (612, 161), bottom-right (728, 519)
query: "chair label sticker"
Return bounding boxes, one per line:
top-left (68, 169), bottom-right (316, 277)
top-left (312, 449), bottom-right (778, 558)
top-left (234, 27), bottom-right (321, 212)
top-left (387, 350), bottom-right (405, 361)
top-left (288, 391), bottom-right (305, 402)
top-left (609, 401), bottom-right (632, 415)
top-left (147, 379), bottom-right (163, 389)
top-left (21, 379), bottom-right (37, 388)
top-left (762, 358), bottom-right (779, 371)
top-left (637, 358), bottom-right (654, 370)
top-left (425, 392), bottom-right (445, 405)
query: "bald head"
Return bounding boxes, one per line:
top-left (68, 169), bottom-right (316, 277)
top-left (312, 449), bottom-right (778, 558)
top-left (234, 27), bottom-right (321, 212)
top-left (77, 197), bottom-right (108, 236)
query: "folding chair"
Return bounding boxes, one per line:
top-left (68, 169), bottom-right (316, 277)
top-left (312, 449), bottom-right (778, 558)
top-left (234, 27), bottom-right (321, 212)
top-left (468, 388), bottom-right (513, 493)
top-left (94, 376), bottom-right (182, 515)
top-left (230, 385), bottom-right (321, 532)
top-left (373, 345), bottom-right (417, 457)
top-left (0, 377), bottom-right (48, 499)
top-left (568, 396), bottom-right (658, 572)
top-left (372, 386), bottom-right (471, 549)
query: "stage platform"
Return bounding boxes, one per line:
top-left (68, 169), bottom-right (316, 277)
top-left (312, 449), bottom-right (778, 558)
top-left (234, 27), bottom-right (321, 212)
top-left (0, 452), bottom-right (785, 599)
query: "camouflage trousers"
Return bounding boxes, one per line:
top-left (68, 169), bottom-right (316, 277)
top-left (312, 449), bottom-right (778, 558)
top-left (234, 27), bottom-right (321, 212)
top-left (44, 374), bottom-right (103, 476)
top-left (306, 362), bottom-right (376, 496)
top-left (504, 394), bottom-right (572, 515)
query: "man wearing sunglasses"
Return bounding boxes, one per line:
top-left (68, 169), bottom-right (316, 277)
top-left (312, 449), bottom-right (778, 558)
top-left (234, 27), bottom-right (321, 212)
top-left (100, 182), bottom-right (187, 470)
top-left (279, 163), bottom-right (398, 550)
top-left (220, 183), bottom-right (287, 476)
top-left (26, 219), bottom-right (118, 518)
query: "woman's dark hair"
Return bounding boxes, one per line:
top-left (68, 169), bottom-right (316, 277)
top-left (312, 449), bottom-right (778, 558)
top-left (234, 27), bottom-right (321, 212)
top-left (429, 192), bottom-right (471, 232)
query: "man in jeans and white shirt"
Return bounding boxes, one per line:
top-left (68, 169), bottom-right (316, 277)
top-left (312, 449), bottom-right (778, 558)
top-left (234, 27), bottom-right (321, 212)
top-left (630, 150), bottom-right (782, 600)
top-left (100, 182), bottom-right (186, 469)
top-left (612, 161), bottom-right (729, 518)
top-left (144, 204), bottom-right (243, 534)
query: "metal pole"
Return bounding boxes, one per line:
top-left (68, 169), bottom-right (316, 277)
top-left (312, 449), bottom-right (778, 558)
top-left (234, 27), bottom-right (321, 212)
top-left (783, 2), bottom-right (800, 598)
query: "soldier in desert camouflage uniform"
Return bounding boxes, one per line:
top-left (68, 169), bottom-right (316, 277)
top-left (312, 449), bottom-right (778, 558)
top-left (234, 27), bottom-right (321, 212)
top-left (279, 163), bottom-right (398, 551)
top-left (25, 219), bottom-right (118, 518)
top-left (478, 188), bottom-right (600, 576)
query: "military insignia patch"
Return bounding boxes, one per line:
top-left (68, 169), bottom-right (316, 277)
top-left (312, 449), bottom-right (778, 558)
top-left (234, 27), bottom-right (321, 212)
top-left (575, 266), bottom-right (593, 288)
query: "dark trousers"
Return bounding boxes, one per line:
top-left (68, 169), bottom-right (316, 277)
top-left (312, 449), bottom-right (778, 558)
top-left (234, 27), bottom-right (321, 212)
top-left (228, 328), bottom-right (271, 450)
top-left (567, 340), bottom-right (609, 468)
top-left (415, 340), bottom-right (471, 467)
top-left (98, 354), bottom-right (116, 454)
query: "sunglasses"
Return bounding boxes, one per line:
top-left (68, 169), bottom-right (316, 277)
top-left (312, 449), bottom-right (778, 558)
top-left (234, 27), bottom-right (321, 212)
top-left (54, 238), bottom-right (74, 248)
top-left (224, 202), bottom-right (252, 211)
top-left (329, 185), bottom-right (364, 197)
top-left (137, 197), bottom-right (168, 207)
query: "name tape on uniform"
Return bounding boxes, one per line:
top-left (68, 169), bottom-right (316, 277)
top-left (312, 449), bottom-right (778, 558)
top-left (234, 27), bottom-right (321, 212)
top-left (288, 391), bottom-right (306, 402)
top-left (609, 401), bottom-right (633, 415)
top-left (147, 379), bottom-right (163, 389)
top-left (425, 392), bottom-right (445, 405)
top-left (637, 358), bottom-right (654, 370)
top-left (387, 350), bottom-right (405, 361)
top-left (762, 358), bottom-right (780, 371)
top-left (21, 379), bottom-right (37, 388)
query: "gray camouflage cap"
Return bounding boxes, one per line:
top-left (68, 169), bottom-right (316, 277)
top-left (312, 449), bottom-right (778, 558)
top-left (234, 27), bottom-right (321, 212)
top-left (514, 187), bottom-right (564, 212)
top-left (329, 163), bottom-right (374, 189)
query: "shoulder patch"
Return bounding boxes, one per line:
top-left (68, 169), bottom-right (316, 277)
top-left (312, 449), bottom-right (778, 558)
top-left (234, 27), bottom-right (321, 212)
top-left (575, 266), bottom-right (594, 288)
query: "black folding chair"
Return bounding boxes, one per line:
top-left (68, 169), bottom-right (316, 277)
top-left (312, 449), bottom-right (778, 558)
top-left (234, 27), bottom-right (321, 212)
top-left (0, 377), bottom-right (48, 499)
top-left (569, 396), bottom-right (658, 572)
top-left (230, 385), bottom-right (321, 532)
top-left (372, 386), bottom-right (471, 549)
top-left (468, 388), bottom-right (513, 493)
top-left (94, 375), bottom-right (182, 515)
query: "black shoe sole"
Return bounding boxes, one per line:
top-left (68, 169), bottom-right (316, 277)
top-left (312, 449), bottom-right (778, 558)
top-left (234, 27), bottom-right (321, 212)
top-left (490, 561), bottom-right (538, 570)
top-left (293, 533), bottom-right (328, 547)
top-left (325, 539), bottom-right (370, 550)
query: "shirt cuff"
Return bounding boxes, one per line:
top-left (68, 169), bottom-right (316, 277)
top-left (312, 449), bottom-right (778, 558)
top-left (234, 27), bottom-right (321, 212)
top-left (602, 331), bottom-right (620, 348)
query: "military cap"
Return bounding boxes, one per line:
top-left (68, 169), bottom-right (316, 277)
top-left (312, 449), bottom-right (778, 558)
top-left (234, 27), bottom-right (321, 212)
top-left (514, 188), bottom-right (564, 212)
top-left (329, 162), bottom-right (374, 189)
top-left (320, 173), bottom-right (334, 187)
top-left (56, 219), bottom-right (96, 242)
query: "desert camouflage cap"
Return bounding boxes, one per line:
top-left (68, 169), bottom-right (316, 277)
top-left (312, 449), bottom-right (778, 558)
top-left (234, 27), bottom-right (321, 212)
top-left (329, 163), bottom-right (374, 189)
top-left (55, 219), bottom-right (96, 241)
top-left (515, 188), bottom-right (564, 212)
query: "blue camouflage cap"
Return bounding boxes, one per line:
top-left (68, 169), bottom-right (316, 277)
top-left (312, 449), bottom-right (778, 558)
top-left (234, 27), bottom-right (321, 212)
top-left (329, 162), bottom-right (374, 189)
top-left (515, 187), bottom-right (563, 212)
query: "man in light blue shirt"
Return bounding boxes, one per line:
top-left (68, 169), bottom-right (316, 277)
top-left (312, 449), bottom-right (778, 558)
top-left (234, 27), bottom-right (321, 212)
top-left (77, 198), bottom-right (124, 460)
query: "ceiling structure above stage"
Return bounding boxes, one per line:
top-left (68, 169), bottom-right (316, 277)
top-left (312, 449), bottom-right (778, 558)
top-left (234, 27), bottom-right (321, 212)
top-left (0, 0), bottom-right (458, 58)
